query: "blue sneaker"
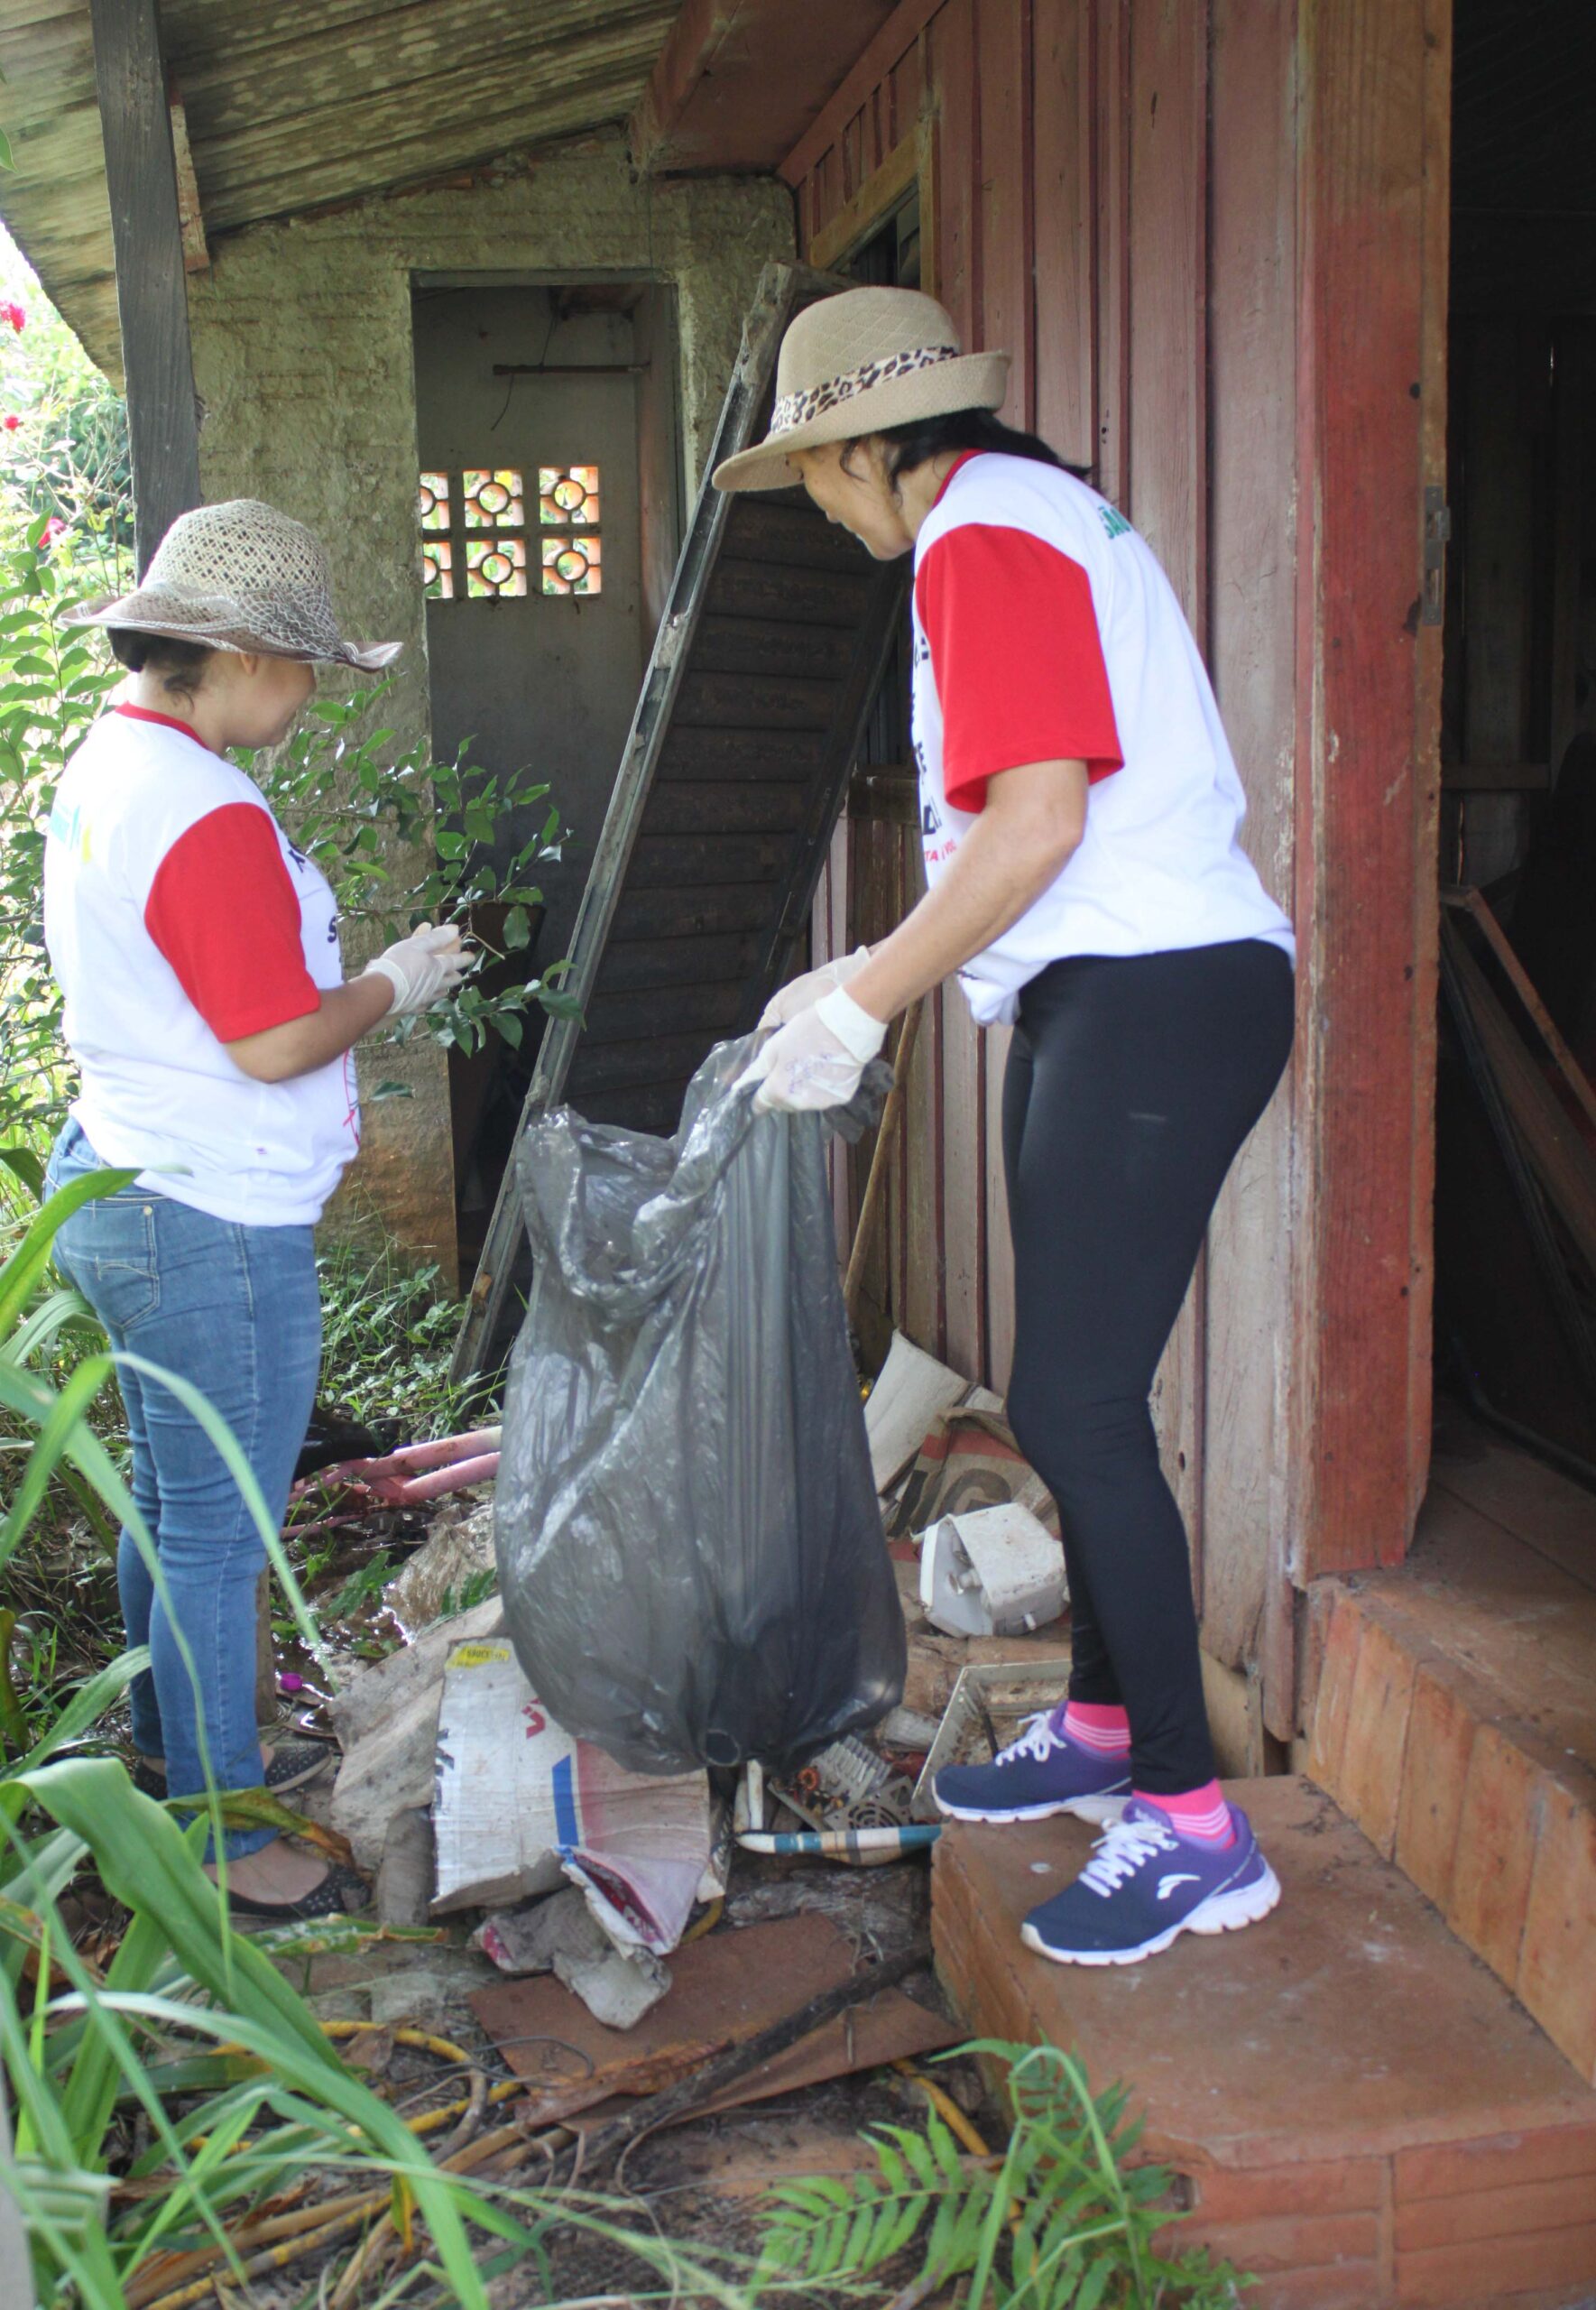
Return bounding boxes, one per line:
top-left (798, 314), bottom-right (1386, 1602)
top-left (933, 1708), bottom-right (1131, 1826)
top-left (1020, 1798), bottom-right (1281, 1966)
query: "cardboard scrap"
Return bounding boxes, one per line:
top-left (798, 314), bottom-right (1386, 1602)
top-left (432, 1639), bottom-right (711, 1954)
top-left (329, 1594), bottom-right (503, 1869)
top-left (864, 1334), bottom-right (970, 1492)
top-left (470, 1912), bottom-right (956, 2124)
top-left (384, 1498), bottom-right (496, 1631)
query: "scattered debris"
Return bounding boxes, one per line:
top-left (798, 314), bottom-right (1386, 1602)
top-left (864, 1332), bottom-right (970, 1492)
top-left (374, 1806), bottom-right (435, 1927)
top-left (321, 1426), bottom-right (503, 1504)
top-left (472, 1887), bottom-right (671, 2029)
top-left (470, 1914), bottom-right (955, 2134)
top-left (920, 1502), bottom-right (1067, 1638)
top-left (431, 1637), bottom-right (712, 1953)
top-left (887, 1400), bottom-right (1062, 1540)
top-left (383, 1496), bottom-right (496, 1630)
top-left (328, 1594), bottom-right (503, 1870)
top-left (910, 1658), bottom-right (1073, 1821)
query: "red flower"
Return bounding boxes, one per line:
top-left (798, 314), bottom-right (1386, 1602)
top-left (0, 301), bottom-right (24, 334)
top-left (2, 414), bottom-right (18, 432)
top-left (40, 516), bottom-right (66, 547)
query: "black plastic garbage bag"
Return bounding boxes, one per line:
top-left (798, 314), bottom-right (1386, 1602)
top-left (495, 1034), bottom-right (906, 1777)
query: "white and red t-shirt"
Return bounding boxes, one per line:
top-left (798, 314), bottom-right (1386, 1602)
top-left (912, 453), bottom-right (1295, 1025)
top-left (44, 705), bottom-right (359, 1225)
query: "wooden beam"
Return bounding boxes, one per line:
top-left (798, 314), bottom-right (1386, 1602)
top-left (630, 0), bottom-right (750, 171)
top-left (808, 127), bottom-right (923, 272)
top-left (89, 0), bottom-right (202, 575)
top-left (169, 79), bottom-right (211, 274)
top-left (780, 0), bottom-right (946, 187)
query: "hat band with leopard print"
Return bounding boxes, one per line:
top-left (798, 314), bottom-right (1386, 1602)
top-left (770, 342), bottom-right (963, 437)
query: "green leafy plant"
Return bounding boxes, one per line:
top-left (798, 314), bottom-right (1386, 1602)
top-left (760, 2040), bottom-right (1248, 2309)
top-left (235, 678), bottom-right (579, 1062)
top-left (0, 518), bottom-right (125, 1156)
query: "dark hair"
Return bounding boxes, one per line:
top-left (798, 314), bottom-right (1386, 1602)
top-left (107, 629), bottom-right (216, 701)
top-left (873, 407), bottom-right (1091, 486)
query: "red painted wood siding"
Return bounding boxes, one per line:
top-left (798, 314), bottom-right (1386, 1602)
top-left (790, 0), bottom-right (1447, 1666)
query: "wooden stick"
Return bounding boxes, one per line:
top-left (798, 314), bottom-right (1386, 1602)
top-left (845, 1000), bottom-right (924, 1321)
top-left (1442, 887), bottom-right (1596, 1133)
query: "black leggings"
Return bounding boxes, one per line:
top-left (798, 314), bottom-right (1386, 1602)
top-left (1002, 939), bottom-right (1294, 1793)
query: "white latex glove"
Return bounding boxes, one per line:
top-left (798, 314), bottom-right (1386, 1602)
top-left (362, 923), bottom-right (472, 1018)
top-left (739, 985), bottom-right (888, 1114)
top-left (758, 945), bottom-right (872, 1030)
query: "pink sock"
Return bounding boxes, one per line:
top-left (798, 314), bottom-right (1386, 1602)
top-left (1062, 1702), bottom-right (1130, 1756)
top-left (1136, 1780), bottom-right (1234, 1847)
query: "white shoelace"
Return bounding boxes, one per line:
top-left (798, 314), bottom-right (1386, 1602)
top-left (1078, 1813), bottom-right (1179, 1898)
top-left (995, 1709), bottom-right (1067, 1767)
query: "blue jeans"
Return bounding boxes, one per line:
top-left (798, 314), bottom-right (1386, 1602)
top-left (45, 1122), bottom-right (321, 1858)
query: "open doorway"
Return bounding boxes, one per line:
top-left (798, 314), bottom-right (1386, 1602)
top-left (411, 278), bottom-right (682, 1280)
top-left (1433, 0), bottom-right (1596, 1483)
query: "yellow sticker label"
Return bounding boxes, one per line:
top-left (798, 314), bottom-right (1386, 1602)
top-left (447, 1642), bottom-right (511, 1668)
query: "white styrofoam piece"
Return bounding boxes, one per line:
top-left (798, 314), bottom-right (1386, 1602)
top-left (919, 1503), bottom-right (1067, 1640)
top-left (864, 1331), bottom-right (969, 1492)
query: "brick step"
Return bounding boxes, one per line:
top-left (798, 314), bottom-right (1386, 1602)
top-left (1305, 1440), bottom-right (1596, 2084)
top-left (933, 1778), bottom-right (1596, 2310)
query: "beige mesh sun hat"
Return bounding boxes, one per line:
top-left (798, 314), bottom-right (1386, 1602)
top-left (67, 499), bottom-right (401, 671)
top-left (713, 287), bottom-right (1010, 494)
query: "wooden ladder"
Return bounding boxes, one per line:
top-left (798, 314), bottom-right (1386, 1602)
top-left (451, 262), bottom-right (907, 1385)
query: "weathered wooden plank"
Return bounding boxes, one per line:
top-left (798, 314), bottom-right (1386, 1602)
top-left (654, 727), bottom-right (828, 781)
top-left (809, 127), bottom-right (922, 273)
top-left (89, 0), bottom-right (202, 574)
top-left (1033, 0), bottom-right (1094, 467)
top-left (574, 1082), bottom-right (693, 1132)
top-left (1093, 0), bottom-right (1131, 507)
top-left (626, 832), bottom-right (789, 888)
top-left (671, 670), bottom-right (842, 733)
top-left (581, 980), bottom-right (746, 1046)
top-left (707, 556), bottom-right (874, 627)
top-left (975, 0), bottom-right (1032, 424)
top-left (983, 1020), bottom-right (1016, 1391)
top-left (595, 932), bottom-right (761, 992)
top-left (928, 0), bottom-right (977, 350)
top-left (1202, 0), bottom-right (1299, 1687)
top-left (1293, 0), bottom-right (1441, 1576)
top-left (639, 781), bottom-right (813, 836)
top-left (567, 1029), bottom-right (723, 1096)
top-left (938, 988), bottom-right (985, 1383)
top-left (608, 885), bottom-right (774, 941)
top-left (780, 0), bottom-right (948, 184)
top-left (724, 496), bottom-right (872, 572)
top-left (1125, 0), bottom-right (1208, 1555)
top-left (692, 614), bottom-right (860, 682)
top-left (890, 32), bottom-right (925, 142)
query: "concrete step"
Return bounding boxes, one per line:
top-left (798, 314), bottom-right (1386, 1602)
top-left (1305, 1436), bottom-right (1596, 2084)
top-left (933, 1777), bottom-right (1596, 2309)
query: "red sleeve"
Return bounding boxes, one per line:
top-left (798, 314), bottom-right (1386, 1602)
top-left (143, 803), bottom-right (322, 1041)
top-left (914, 524), bottom-right (1123, 814)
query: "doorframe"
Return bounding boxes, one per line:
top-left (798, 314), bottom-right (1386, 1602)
top-left (1287, 0), bottom-right (1453, 1591)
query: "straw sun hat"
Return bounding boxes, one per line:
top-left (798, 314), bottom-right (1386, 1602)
top-left (67, 498), bottom-right (401, 671)
top-left (713, 287), bottom-right (1010, 494)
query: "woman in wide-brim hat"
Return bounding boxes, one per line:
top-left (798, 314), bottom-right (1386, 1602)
top-left (728, 288), bottom-right (1297, 1968)
top-left (44, 499), bottom-right (471, 1919)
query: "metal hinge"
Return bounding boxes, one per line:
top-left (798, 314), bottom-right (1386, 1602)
top-left (1422, 486), bottom-right (1452, 626)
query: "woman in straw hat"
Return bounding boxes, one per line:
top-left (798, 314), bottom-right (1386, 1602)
top-left (724, 289), bottom-right (1296, 1968)
top-left (43, 500), bottom-right (469, 1917)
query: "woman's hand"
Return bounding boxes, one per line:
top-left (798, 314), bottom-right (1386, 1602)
top-left (361, 923), bottom-right (472, 1017)
top-left (739, 985), bottom-right (888, 1113)
top-left (759, 945), bottom-right (872, 1030)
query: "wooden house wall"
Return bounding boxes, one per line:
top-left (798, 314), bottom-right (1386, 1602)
top-left (784, 0), bottom-right (1449, 1705)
